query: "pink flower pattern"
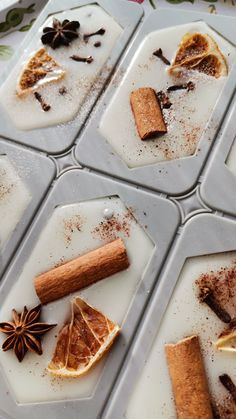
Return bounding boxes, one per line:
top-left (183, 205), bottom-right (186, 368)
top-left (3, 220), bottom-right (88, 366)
top-left (130, 0), bottom-right (145, 3)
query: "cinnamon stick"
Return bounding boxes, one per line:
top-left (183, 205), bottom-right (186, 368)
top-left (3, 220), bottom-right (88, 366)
top-left (34, 238), bottom-right (129, 304)
top-left (165, 335), bottom-right (213, 419)
top-left (130, 87), bottom-right (167, 140)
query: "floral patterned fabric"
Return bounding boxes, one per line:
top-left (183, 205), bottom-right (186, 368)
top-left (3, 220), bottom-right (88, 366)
top-left (131, 0), bottom-right (236, 15)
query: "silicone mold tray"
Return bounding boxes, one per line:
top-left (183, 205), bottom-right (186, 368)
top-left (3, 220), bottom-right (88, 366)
top-left (103, 214), bottom-right (236, 419)
top-left (0, 139), bottom-right (55, 276)
top-left (0, 2), bottom-right (236, 419)
top-left (0, 0), bottom-right (143, 154)
top-left (0, 169), bottom-right (179, 418)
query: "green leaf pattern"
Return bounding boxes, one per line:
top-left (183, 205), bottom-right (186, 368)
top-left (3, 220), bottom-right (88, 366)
top-left (0, 4), bottom-right (35, 32)
top-left (0, 3), bottom-right (36, 61)
top-left (165, 0), bottom-right (194, 4)
top-left (19, 18), bottom-right (36, 32)
top-left (0, 45), bottom-right (14, 60)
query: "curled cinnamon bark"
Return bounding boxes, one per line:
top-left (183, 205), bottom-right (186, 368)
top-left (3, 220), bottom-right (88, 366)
top-left (34, 238), bottom-right (129, 304)
top-left (165, 335), bottom-right (213, 419)
top-left (130, 87), bottom-right (167, 140)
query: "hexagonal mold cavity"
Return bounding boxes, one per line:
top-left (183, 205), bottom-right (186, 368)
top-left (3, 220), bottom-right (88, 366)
top-left (99, 21), bottom-right (235, 168)
top-left (226, 135), bottom-right (236, 177)
top-left (126, 251), bottom-right (236, 419)
top-left (0, 196), bottom-right (154, 404)
top-left (0, 5), bottom-right (122, 130)
top-left (0, 155), bottom-right (31, 249)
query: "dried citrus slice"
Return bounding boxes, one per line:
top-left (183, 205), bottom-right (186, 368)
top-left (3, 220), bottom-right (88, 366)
top-left (170, 33), bottom-right (228, 78)
top-left (17, 48), bottom-right (65, 97)
top-left (173, 33), bottom-right (210, 65)
top-left (214, 319), bottom-right (236, 352)
top-left (186, 52), bottom-right (228, 78)
top-left (48, 297), bottom-right (120, 377)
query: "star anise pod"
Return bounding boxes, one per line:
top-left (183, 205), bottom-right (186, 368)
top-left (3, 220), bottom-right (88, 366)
top-left (0, 305), bottom-right (56, 362)
top-left (41, 18), bottom-right (80, 49)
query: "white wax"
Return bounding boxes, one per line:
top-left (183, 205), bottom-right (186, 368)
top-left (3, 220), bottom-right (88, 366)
top-left (126, 252), bottom-right (236, 419)
top-left (0, 156), bottom-right (31, 249)
top-left (0, 5), bottom-right (122, 129)
top-left (0, 197), bottom-right (153, 403)
top-left (99, 22), bottom-right (236, 168)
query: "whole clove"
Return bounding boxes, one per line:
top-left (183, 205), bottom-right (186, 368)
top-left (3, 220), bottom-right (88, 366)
top-left (153, 48), bottom-right (170, 66)
top-left (83, 28), bottom-right (105, 42)
top-left (157, 91), bottom-right (172, 109)
top-left (167, 81), bottom-right (195, 92)
top-left (212, 404), bottom-right (221, 419)
top-left (219, 374), bottom-right (236, 404)
top-left (34, 92), bottom-right (51, 112)
top-left (59, 86), bottom-right (67, 95)
top-left (70, 55), bottom-right (93, 63)
top-left (199, 286), bottom-right (231, 324)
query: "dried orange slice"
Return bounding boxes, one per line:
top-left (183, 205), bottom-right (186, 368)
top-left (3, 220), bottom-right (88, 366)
top-left (48, 297), bottom-right (120, 377)
top-left (214, 318), bottom-right (236, 352)
top-left (173, 33), bottom-right (210, 65)
top-left (170, 33), bottom-right (228, 78)
top-left (17, 48), bottom-right (65, 97)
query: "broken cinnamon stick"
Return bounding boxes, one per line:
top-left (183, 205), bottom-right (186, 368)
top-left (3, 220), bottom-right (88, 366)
top-left (130, 87), bottom-right (167, 140)
top-left (34, 238), bottom-right (129, 305)
top-left (165, 335), bottom-right (213, 419)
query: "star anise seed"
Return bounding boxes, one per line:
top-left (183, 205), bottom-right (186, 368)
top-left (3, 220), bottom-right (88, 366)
top-left (41, 18), bottom-right (80, 49)
top-left (0, 304), bottom-right (56, 362)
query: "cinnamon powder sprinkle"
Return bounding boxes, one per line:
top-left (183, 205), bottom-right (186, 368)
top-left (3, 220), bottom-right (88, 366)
top-left (63, 215), bottom-right (83, 245)
top-left (0, 181), bottom-right (14, 200)
top-left (91, 208), bottom-right (135, 241)
top-left (214, 396), bottom-right (236, 419)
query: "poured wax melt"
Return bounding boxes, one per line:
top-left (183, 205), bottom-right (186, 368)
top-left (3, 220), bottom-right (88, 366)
top-left (0, 5), bottom-right (122, 130)
top-left (99, 22), bottom-right (235, 168)
top-left (0, 197), bottom-right (153, 403)
top-left (0, 156), bottom-right (31, 248)
top-left (126, 252), bottom-right (236, 419)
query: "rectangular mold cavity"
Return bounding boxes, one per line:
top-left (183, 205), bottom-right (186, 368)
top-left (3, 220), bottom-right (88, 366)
top-left (103, 213), bottom-right (236, 419)
top-left (201, 93), bottom-right (236, 216)
top-left (75, 9), bottom-right (236, 196)
top-left (0, 169), bottom-right (179, 419)
top-left (0, 139), bottom-right (55, 277)
top-left (0, 0), bottom-right (143, 154)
